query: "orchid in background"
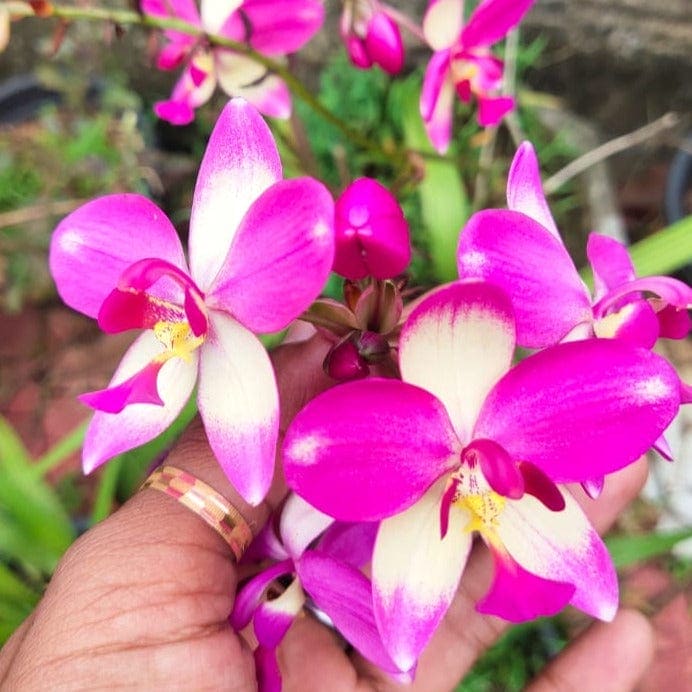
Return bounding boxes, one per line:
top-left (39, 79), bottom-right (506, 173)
top-left (339, 0), bottom-right (406, 75)
top-left (231, 494), bottom-right (398, 688)
top-left (49, 99), bottom-right (334, 504)
top-left (303, 177), bottom-right (411, 380)
top-left (457, 141), bottom-right (692, 350)
top-left (420, 0), bottom-right (535, 152)
top-left (284, 280), bottom-right (680, 671)
top-left (141, 0), bottom-right (324, 124)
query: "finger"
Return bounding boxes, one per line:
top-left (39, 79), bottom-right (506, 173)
top-left (354, 458), bottom-right (650, 691)
top-left (525, 609), bottom-right (654, 692)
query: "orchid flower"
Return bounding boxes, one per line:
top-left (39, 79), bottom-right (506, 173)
top-left (457, 141), bottom-right (692, 351)
top-left (420, 0), bottom-right (535, 153)
top-left (339, 0), bottom-right (405, 75)
top-left (231, 494), bottom-right (398, 688)
top-left (141, 0), bottom-right (324, 124)
top-left (283, 280), bottom-right (680, 671)
top-left (49, 99), bottom-right (334, 505)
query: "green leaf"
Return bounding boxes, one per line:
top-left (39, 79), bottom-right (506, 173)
top-left (0, 563), bottom-right (41, 604)
top-left (0, 416), bottom-right (75, 569)
top-left (393, 75), bottom-right (470, 282)
top-left (606, 528), bottom-right (692, 569)
top-left (627, 216), bottom-right (692, 278)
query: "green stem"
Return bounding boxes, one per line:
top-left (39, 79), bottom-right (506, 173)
top-left (90, 455), bottom-right (123, 525)
top-left (48, 3), bottom-right (403, 163)
top-left (31, 420), bottom-right (88, 477)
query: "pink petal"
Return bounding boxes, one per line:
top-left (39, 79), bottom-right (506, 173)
top-left (233, 73), bottom-right (292, 120)
top-left (82, 332), bottom-right (198, 473)
top-left (316, 521), bottom-right (378, 567)
top-left (475, 339), bottom-right (681, 483)
top-left (333, 178), bottom-right (410, 280)
top-left (586, 233), bottom-right (636, 299)
top-left (400, 280), bottom-right (515, 442)
top-left (466, 438), bottom-right (524, 499)
top-left (477, 548), bottom-right (575, 622)
top-left (156, 41), bottom-right (193, 71)
top-left (457, 210), bottom-right (592, 348)
top-left (498, 491), bottom-right (618, 621)
top-left (344, 34), bottom-right (373, 69)
top-left (188, 98), bottom-right (282, 290)
top-left (594, 299), bottom-right (660, 349)
top-left (197, 312), bottom-right (279, 505)
top-left (79, 360), bottom-right (164, 413)
top-left (423, 0), bottom-right (463, 50)
top-left (477, 94), bottom-right (514, 127)
top-left (49, 195), bottom-right (186, 319)
top-left (372, 481), bottom-right (472, 671)
top-left (581, 476), bottom-right (605, 499)
top-left (460, 0), bottom-right (536, 49)
top-left (283, 378), bottom-right (460, 521)
top-left (297, 551), bottom-right (402, 673)
top-left (657, 303), bottom-right (691, 339)
top-left (240, 0), bottom-right (325, 56)
top-left (207, 178), bottom-right (334, 333)
top-left (420, 48), bottom-right (451, 122)
top-left (154, 98), bottom-right (196, 126)
top-left (506, 141), bottom-right (560, 239)
top-left (278, 493), bottom-right (333, 559)
top-left (364, 11), bottom-right (404, 75)
top-left (518, 461), bottom-right (565, 511)
top-left (254, 647), bottom-right (281, 692)
top-left (141, 0), bottom-right (200, 23)
top-left (230, 559), bottom-right (294, 630)
top-left (254, 579), bottom-right (305, 649)
top-left (421, 52), bottom-right (455, 153)
top-left (593, 276), bottom-right (692, 316)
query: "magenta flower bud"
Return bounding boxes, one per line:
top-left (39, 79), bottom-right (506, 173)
top-left (356, 330), bottom-right (391, 361)
top-left (340, 1), bottom-right (405, 75)
top-left (324, 339), bottom-right (369, 381)
top-left (334, 178), bottom-right (411, 280)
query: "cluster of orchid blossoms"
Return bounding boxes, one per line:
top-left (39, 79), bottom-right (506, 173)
top-left (49, 95), bottom-right (691, 688)
top-left (142, 0), bottom-right (533, 151)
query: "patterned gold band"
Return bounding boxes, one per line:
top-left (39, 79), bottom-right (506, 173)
top-left (140, 465), bottom-right (253, 562)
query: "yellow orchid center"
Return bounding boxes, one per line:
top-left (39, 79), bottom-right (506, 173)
top-left (153, 320), bottom-right (205, 364)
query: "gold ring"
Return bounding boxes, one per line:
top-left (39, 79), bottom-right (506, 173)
top-left (140, 465), bottom-right (253, 562)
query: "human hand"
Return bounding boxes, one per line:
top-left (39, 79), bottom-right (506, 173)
top-left (0, 334), bottom-right (653, 691)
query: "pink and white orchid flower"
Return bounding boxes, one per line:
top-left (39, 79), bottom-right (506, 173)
top-left (339, 0), bottom-right (405, 75)
top-left (49, 99), bottom-right (334, 505)
top-left (457, 141), bottom-right (692, 351)
top-left (141, 0), bottom-right (325, 124)
top-left (283, 280), bottom-right (680, 671)
top-left (231, 494), bottom-right (398, 688)
top-left (420, 0), bottom-right (535, 152)
top-left (333, 177), bottom-right (411, 280)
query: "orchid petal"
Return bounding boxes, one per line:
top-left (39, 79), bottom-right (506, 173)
top-left (316, 522), bottom-right (378, 568)
top-left (656, 303), bottom-right (691, 339)
top-left (423, 0), bottom-right (463, 50)
top-left (154, 98), bottom-right (196, 126)
top-left (422, 58), bottom-right (455, 154)
top-left (49, 195), bottom-right (186, 319)
top-left (467, 438), bottom-right (524, 499)
top-left (297, 551), bottom-right (402, 674)
top-left (594, 276), bottom-right (692, 315)
top-left (477, 548), bottom-right (574, 622)
top-left (498, 491), bottom-right (618, 621)
top-left (581, 476), bottom-right (605, 499)
top-left (240, 0), bottom-right (325, 56)
top-left (477, 95), bottom-right (514, 127)
top-left (344, 34), bottom-right (373, 69)
top-left (283, 378), bottom-right (460, 521)
top-left (254, 579), bottom-right (305, 649)
top-left (243, 522), bottom-right (290, 563)
top-left (594, 299), bottom-right (659, 349)
top-left (228, 72), bottom-right (292, 120)
top-left (364, 11), bottom-right (404, 75)
top-left (475, 339), bottom-right (680, 482)
top-left (457, 210), bottom-right (592, 348)
top-left (188, 99), bottom-right (282, 290)
top-left (82, 332), bottom-right (197, 473)
top-left (506, 141), bottom-right (559, 239)
top-left (207, 177), bottom-right (334, 333)
top-left (373, 480), bottom-right (472, 672)
top-left (279, 493), bottom-right (333, 559)
top-left (586, 233), bottom-right (636, 299)
top-left (200, 0), bottom-right (243, 33)
top-left (230, 559), bottom-right (294, 630)
top-left (460, 0), bottom-right (535, 49)
top-left (255, 647), bottom-right (281, 692)
top-left (400, 280), bottom-right (515, 442)
top-left (198, 312), bottom-right (279, 505)
top-left (420, 49), bottom-right (451, 122)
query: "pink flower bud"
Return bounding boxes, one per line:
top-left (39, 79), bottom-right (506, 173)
top-left (324, 339), bottom-right (370, 381)
top-left (333, 178), bottom-right (411, 280)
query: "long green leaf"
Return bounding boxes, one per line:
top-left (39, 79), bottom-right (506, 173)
top-left (606, 528), bottom-right (692, 569)
top-left (0, 563), bottom-right (41, 603)
top-left (628, 216), bottom-right (692, 278)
